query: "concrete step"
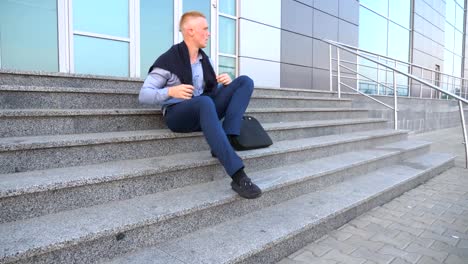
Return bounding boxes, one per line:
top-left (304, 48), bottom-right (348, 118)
top-left (0, 108), bottom-right (371, 137)
top-left (0, 122), bottom-right (400, 174)
top-left (0, 151), bottom-right (454, 264)
top-left (0, 85), bottom-right (348, 109)
top-left (0, 70), bottom-right (142, 90)
top-left (0, 134), bottom-right (423, 223)
top-left (104, 152), bottom-right (455, 264)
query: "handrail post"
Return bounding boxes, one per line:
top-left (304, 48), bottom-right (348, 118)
top-left (394, 65), bottom-right (398, 130)
top-left (329, 44), bottom-right (333, 92)
top-left (337, 48), bottom-right (341, 98)
top-left (459, 101), bottom-right (468, 168)
top-left (377, 56), bottom-right (380, 95)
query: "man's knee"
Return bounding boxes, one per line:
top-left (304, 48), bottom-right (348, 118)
top-left (194, 96), bottom-right (215, 113)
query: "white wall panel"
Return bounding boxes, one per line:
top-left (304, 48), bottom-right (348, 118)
top-left (239, 0), bottom-right (281, 28)
top-left (239, 19), bottom-right (281, 62)
top-left (239, 57), bottom-right (280, 88)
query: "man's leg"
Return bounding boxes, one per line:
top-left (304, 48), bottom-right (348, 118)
top-left (212, 75), bottom-right (254, 136)
top-left (164, 96), bottom-right (243, 176)
top-left (164, 95), bottom-right (261, 199)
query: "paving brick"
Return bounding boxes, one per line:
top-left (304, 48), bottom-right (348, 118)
top-left (329, 229), bottom-right (353, 241)
top-left (351, 247), bottom-right (395, 264)
top-left (401, 214), bottom-right (436, 226)
top-left (321, 249), bottom-right (367, 264)
top-left (288, 249), bottom-right (307, 259)
top-left (345, 235), bottom-right (386, 251)
top-left (390, 258), bottom-right (413, 264)
top-left (430, 241), bottom-right (468, 258)
top-left (364, 223), bottom-right (400, 238)
top-left (420, 230), bottom-right (459, 247)
top-left (394, 231), bottom-right (435, 248)
top-left (388, 222), bottom-right (425, 237)
top-left (444, 254), bottom-right (468, 264)
top-left (405, 242), bottom-right (449, 263)
top-left (348, 218), bottom-right (372, 229)
top-left (303, 243), bottom-right (333, 257)
top-left (443, 229), bottom-right (468, 240)
top-left (277, 258), bottom-right (307, 264)
top-left (416, 256), bottom-right (444, 264)
top-left (338, 224), bottom-right (376, 240)
top-left (370, 233), bottom-right (410, 250)
top-left (317, 236), bottom-right (358, 254)
top-left (457, 239), bottom-right (468, 248)
top-left (292, 250), bottom-right (338, 264)
top-left (360, 214), bottom-right (393, 228)
top-left (378, 245), bottom-right (422, 264)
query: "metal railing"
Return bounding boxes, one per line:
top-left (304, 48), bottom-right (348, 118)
top-left (324, 39), bottom-right (468, 168)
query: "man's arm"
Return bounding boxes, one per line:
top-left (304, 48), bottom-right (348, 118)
top-left (139, 68), bottom-right (172, 105)
top-left (139, 68), bottom-right (195, 105)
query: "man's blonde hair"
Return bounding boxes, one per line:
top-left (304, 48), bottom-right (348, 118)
top-left (179, 11), bottom-right (206, 31)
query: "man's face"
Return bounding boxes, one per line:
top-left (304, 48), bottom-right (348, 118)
top-left (190, 17), bottom-right (210, 48)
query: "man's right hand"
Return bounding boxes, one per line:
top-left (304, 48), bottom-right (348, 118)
top-left (168, 84), bottom-right (194, 99)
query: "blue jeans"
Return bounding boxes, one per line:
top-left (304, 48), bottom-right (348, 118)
top-left (164, 75), bottom-right (254, 176)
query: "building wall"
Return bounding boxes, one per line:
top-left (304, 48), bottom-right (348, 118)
top-left (238, 0), bottom-right (359, 89)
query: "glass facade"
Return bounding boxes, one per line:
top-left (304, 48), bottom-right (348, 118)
top-left (72, 0), bottom-right (130, 77)
top-left (218, 0), bottom-right (237, 79)
top-left (358, 1), bottom-right (411, 96)
top-left (140, 0), bottom-right (173, 77)
top-left (0, 0), bottom-right (59, 72)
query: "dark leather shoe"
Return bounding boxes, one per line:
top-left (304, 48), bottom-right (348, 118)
top-left (231, 177), bottom-right (262, 199)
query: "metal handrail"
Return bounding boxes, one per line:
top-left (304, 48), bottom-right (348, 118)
top-left (325, 39), bottom-right (468, 168)
top-left (336, 42), bottom-right (468, 85)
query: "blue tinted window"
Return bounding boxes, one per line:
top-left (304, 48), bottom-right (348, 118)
top-left (218, 56), bottom-right (235, 79)
top-left (219, 16), bottom-right (236, 55)
top-left (74, 35), bottom-right (129, 77)
top-left (360, 0), bottom-right (388, 16)
top-left (359, 7), bottom-right (387, 55)
top-left (389, 0), bottom-right (411, 28)
top-left (0, 0), bottom-right (58, 72)
top-left (220, 0), bottom-right (236, 16)
top-left (73, 0), bottom-right (129, 38)
top-left (445, 22), bottom-right (455, 52)
top-left (140, 0), bottom-right (173, 77)
top-left (388, 22), bottom-right (410, 62)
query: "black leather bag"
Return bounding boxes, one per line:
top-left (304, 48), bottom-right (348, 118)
top-left (234, 116), bottom-right (273, 150)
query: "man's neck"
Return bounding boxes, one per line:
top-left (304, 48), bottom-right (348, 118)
top-left (184, 41), bottom-right (200, 64)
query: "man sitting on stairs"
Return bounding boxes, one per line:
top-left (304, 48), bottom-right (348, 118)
top-left (139, 11), bottom-right (262, 199)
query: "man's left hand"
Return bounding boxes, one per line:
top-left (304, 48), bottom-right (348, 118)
top-left (216, 73), bottom-right (232, 86)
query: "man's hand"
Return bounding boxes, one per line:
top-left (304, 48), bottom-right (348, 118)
top-left (217, 73), bottom-right (232, 86)
top-left (168, 84), bottom-right (194, 99)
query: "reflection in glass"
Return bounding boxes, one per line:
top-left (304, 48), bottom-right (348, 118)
top-left (454, 30), bottom-right (463, 56)
top-left (446, 0), bottom-right (455, 26)
top-left (220, 0), bottom-right (236, 16)
top-left (74, 35), bottom-right (129, 77)
top-left (455, 5), bottom-right (464, 31)
top-left (0, 0), bottom-right (58, 71)
top-left (453, 55), bottom-right (462, 77)
top-left (359, 7), bottom-right (387, 55)
top-left (389, 0), bottom-right (410, 28)
top-left (218, 56), bottom-right (236, 79)
top-left (444, 49), bottom-right (454, 75)
top-left (73, 0), bottom-right (129, 38)
top-left (388, 22), bottom-right (410, 62)
top-left (140, 0), bottom-right (173, 77)
top-left (219, 16), bottom-right (236, 55)
top-left (183, 0), bottom-right (211, 55)
top-left (360, 0), bottom-right (388, 17)
top-left (445, 22), bottom-right (454, 52)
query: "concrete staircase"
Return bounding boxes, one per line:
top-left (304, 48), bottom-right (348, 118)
top-left (0, 70), bottom-right (455, 264)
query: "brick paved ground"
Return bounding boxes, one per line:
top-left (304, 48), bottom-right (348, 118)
top-left (278, 127), bottom-right (468, 264)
